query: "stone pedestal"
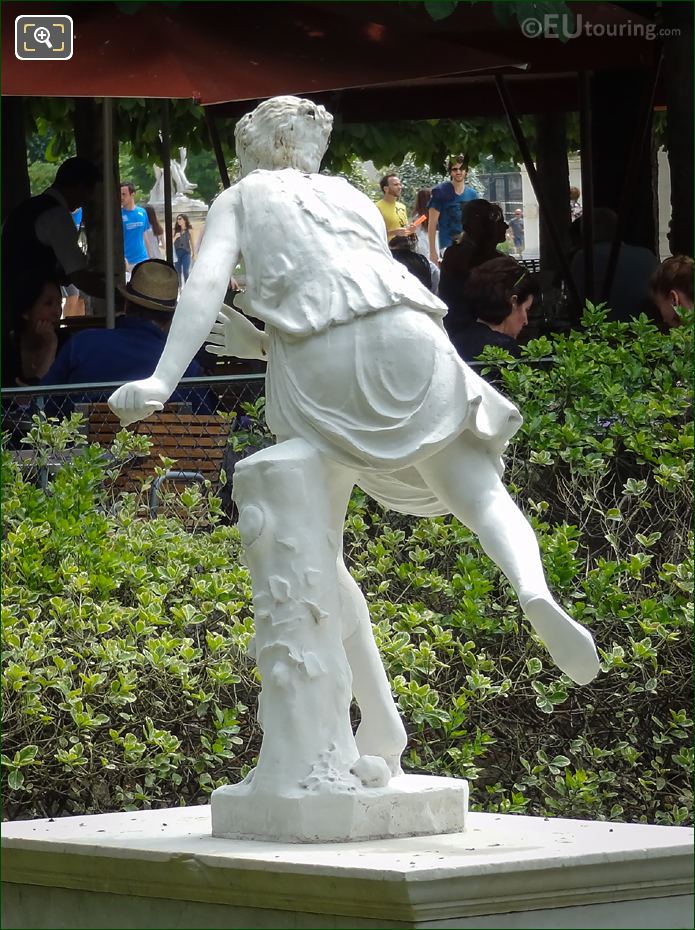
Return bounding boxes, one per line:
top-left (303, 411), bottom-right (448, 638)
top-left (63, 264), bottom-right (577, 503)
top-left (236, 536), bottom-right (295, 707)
top-left (211, 774), bottom-right (468, 842)
top-left (2, 808), bottom-right (692, 929)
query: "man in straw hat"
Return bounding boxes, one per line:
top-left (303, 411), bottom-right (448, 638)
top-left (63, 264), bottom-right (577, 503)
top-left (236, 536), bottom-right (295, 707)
top-left (42, 259), bottom-right (207, 386)
top-left (108, 97), bottom-right (599, 812)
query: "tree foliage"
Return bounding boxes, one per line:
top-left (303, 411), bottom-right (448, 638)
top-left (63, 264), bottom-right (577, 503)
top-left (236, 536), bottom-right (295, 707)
top-left (25, 88), bottom-right (584, 190)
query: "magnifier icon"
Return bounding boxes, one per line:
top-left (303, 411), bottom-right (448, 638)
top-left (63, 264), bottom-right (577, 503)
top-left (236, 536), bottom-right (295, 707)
top-left (33, 25), bottom-right (53, 49)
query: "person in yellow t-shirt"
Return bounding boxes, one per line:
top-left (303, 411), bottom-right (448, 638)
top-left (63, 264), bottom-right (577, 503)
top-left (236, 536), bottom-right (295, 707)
top-left (375, 174), bottom-right (415, 241)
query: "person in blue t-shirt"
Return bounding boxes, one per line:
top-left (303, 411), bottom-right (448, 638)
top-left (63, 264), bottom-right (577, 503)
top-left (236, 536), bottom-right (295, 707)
top-left (427, 154), bottom-right (478, 266)
top-left (120, 181), bottom-right (151, 272)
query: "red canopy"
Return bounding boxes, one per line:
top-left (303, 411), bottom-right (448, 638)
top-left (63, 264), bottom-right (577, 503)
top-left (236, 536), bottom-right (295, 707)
top-left (2, 1), bottom-right (523, 104)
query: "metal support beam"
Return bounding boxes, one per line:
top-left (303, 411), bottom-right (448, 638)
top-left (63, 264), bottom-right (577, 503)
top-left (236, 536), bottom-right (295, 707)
top-left (578, 72), bottom-right (595, 307)
top-left (600, 50), bottom-right (664, 303)
top-left (161, 100), bottom-right (173, 263)
top-left (102, 97), bottom-right (116, 329)
top-left (495, 75), bottom-right (580, 318)
top-left (204, 107), bottom-right (231, 189)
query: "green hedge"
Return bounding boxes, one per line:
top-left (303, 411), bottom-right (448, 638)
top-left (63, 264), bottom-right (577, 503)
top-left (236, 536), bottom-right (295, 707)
top-left (2, 308), bottom-right (692, 825)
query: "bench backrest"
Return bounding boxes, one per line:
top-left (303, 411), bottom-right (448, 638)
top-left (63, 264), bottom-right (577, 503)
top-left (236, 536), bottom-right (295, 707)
top-left (85, 403), bottom-right (230, 491)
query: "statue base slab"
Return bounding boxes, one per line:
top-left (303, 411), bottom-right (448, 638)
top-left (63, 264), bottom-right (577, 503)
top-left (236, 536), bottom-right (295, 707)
top-left (211, 773), bottom-right (468, 842)
top-left (2, 809), bottom-right (692, 928)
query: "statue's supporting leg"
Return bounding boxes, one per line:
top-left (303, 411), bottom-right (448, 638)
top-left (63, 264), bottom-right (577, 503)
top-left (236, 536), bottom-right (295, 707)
top-left (339, 564), bottom-right (407, 774)
top-left (231, 439), bottom-right (359, 794)
top-left (323, 470), bottom-right (408, 776)
top-left (417, 436), bottom-right (600, 685)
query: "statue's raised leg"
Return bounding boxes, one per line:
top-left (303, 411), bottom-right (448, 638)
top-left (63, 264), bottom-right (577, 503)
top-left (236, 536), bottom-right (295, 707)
top-left (417, 435), bottom-right (600, 686)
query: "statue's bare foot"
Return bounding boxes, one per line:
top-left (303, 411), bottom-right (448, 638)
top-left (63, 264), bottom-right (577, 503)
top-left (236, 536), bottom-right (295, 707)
top-left (522, 595), bottom-right (600, 685)
top-left (355, 713), bottom-right (407, 777)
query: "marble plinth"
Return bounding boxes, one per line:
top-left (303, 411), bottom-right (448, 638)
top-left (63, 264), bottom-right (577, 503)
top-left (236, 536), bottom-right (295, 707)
top-left (2, 808), bottom-right (692, 929)
top-left (211, 773), bottom-right (468, 842)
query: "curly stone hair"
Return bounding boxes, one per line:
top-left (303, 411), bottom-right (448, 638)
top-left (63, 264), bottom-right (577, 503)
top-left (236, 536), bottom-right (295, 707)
top-left (235, 96), bottom-right (333, 177)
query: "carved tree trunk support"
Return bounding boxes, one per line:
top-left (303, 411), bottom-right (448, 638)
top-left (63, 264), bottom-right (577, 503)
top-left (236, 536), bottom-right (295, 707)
top-left (211, 440), bottom-right (468, 842)
top-left (234, 439), bottom-right (358, 793)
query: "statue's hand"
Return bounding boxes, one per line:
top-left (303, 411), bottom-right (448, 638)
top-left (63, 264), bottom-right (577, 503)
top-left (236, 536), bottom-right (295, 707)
top-left (205, 304), bottom-right (269, 361)
top-left (107, 376), bottom-right (171, 428)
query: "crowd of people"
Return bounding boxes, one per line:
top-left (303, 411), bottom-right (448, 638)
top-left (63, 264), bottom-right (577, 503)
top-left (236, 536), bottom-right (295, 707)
top-left (1, 152), bottom-right (691, 394)
top-left (120, 179), bottom-right (197, 287)
top-left (372, 163), bottom-right (691, 373)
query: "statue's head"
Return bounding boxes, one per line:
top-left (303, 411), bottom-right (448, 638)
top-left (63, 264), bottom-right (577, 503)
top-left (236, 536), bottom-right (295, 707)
top-left (235, 96), bottom-right (333, 177)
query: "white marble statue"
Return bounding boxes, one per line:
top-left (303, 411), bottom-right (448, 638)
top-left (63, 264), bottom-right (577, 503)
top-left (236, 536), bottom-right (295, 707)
top-left (109, 96), bottom-right (600, 841)
top-left (149, 148), bottom-right (203, 206)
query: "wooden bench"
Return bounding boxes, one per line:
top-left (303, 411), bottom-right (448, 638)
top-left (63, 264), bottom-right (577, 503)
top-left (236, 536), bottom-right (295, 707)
top-left (85, 404), bottom-right (231, 514)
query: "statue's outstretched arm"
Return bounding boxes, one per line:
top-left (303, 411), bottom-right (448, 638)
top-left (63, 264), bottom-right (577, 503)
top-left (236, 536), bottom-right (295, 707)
top-left (108, 186), bottom-right (242, 426)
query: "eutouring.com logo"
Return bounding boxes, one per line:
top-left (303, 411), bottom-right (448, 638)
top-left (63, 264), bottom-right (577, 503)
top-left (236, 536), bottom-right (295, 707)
top-left (520, 14), bottom-right (680, 41)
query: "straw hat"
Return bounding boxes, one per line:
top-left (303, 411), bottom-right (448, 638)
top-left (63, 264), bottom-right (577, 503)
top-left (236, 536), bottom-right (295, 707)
top-left (117, 259), bottom-right (179, 312)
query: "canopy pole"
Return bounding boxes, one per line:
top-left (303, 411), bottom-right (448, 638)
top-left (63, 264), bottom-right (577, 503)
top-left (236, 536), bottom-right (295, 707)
top-left (102, 97), bottom-right (116, 329)
top-left (161, 100), bottom-right (173, 263)
top-left (600, 50), bottom-right (664, 302)
top-left (578, 72), bottom-right (595, 307)
top-left (495, 75), bottom-right (580, 316)
top-left (205, 108), bottom-right (231, 189)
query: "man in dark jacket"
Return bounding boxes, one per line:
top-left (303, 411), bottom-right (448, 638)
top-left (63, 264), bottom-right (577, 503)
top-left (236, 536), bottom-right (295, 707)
top-left (2, 156), bottom-right (105, 305)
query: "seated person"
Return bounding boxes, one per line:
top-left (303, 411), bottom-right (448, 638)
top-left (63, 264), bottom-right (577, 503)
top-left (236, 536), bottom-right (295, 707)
top-left (451, 256), bottom-right (538, 367)
top-left (649, 255), bottom-right (693, 329)
top-left (570, 208), bottom-right (659, 322)
top-left (41, 259), bottom-right (214, 411)
top-left (439, 200), bottom-right (509, 336)
top-left (1, 273), bottom-right (63, 386)
top-left (388, 234), bottom-right (433, 292)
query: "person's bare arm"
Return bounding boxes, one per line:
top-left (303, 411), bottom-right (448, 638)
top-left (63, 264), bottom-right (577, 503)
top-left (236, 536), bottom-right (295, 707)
top-left (428, 207), bottom-right (440, 265)
top-left (108, 186), bottom-right (242, 426)
top-left (388, 224), bottom-right (416, 241)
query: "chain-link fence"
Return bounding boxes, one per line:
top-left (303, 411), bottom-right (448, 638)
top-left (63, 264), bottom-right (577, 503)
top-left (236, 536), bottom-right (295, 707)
top-left (2, 360), bottom-right (545, 520)
top-left (2, 374), bottom-right (268, 518)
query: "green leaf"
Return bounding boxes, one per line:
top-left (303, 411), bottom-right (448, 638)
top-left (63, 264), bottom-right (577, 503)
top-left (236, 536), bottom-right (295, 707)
top-left (526, 657), bottom-right (543, 675)
top-left (16, 745), bottom-right (39, 766)
top-left (8, 769), bottom-right (25, 790)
